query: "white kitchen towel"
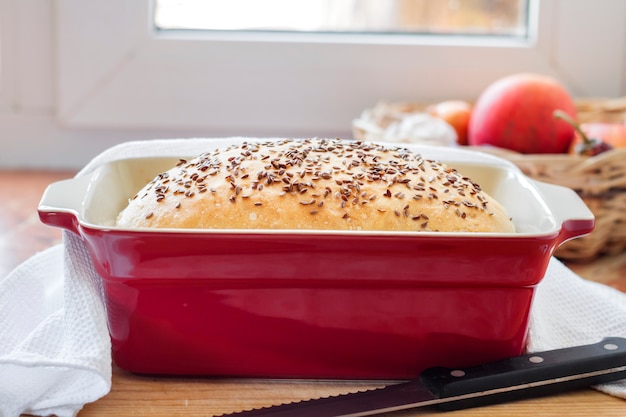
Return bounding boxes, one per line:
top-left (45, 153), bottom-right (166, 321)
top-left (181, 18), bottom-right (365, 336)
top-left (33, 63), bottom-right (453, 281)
top-left (528, 257), bottom-right (626, 398)
top-left (0, 243), bottom-right (110, 417)
top-left (0, 138), bottom-right (625, 417)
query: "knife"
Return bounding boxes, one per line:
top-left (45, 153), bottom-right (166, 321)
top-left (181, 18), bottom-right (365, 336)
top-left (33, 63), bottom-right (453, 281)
top-left (218, 337), bottom-right (626, 417)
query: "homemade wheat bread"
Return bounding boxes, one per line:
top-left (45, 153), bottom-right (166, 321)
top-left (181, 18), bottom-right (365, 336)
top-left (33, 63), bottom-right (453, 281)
top-left (116, 138), bottom-right (515, 233)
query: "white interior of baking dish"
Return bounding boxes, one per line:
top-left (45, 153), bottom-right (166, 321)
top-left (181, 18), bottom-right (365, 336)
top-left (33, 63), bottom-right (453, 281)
top-left (75, 152), bottom-right (563, 236)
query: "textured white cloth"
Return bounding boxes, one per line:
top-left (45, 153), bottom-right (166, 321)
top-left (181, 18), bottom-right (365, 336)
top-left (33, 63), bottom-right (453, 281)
top-left (528, 257), bottom-right (626, 398)
top-left (0, 138), bottom-right (625, 417)
top-left (0, 242), bottom-right (110, 417)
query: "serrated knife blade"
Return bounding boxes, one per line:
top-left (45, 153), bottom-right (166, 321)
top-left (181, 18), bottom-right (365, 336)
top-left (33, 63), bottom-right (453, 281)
top-left (218, 337), bottom-right (626, 417)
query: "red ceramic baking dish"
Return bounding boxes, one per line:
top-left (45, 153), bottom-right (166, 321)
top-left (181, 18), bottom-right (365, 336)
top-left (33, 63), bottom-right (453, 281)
top-left (38, 144), bottom-right (594, 379)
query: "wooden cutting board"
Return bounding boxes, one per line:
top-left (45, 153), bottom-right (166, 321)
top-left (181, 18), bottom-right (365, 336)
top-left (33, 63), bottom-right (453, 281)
top-left (67, 364), bottom-right (626, 417)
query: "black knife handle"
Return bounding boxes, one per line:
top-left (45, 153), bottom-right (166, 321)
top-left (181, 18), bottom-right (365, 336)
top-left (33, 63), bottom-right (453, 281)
top-left (420, 337), bottom-right (626, 411)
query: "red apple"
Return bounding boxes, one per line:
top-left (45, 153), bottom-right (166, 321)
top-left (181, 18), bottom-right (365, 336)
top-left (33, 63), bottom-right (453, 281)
top-left (554, 110), bottom-right (617, 156)
top-left (568, 122), bottom-right (626, 154)
top-left (468, 73), bottom-right (577, 154)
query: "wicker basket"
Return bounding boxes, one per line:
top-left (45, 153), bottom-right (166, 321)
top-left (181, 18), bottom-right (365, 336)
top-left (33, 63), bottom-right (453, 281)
top-left (353, 98), bottom-right (626, 260)
top-left (476, 147), bottom-right (626, 260)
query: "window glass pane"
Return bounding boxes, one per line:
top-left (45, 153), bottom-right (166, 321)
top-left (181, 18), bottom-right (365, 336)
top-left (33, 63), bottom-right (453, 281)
top-left (155, 0), bottom-right (528, 37)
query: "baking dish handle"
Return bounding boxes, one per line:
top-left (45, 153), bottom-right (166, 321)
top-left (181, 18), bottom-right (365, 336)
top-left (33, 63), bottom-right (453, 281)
top-left (531, 179), bottom-right (595, 246)
top-left (38, 176), bottom-right (92, 235)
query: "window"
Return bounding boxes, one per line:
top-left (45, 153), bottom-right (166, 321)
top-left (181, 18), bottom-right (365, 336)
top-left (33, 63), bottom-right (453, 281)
top-left (154, 0), bottom-right (528, 37)
top-left (55, 0), bottom-right (625, 140)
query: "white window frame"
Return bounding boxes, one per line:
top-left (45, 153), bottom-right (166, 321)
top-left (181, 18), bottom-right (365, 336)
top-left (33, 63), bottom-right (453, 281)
top-left (0, 0), bottom-right (17, 113)
top-left (55, 0), bottom-right (626, 138)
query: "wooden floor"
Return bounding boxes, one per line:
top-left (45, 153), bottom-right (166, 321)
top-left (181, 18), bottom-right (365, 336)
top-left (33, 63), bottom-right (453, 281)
top-left (0, 170), bottom-right (73, 278)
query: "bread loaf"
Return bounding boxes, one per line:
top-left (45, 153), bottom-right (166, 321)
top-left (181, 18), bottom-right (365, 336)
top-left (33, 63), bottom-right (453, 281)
top-left (116, 138), bottom-right (515, 233)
